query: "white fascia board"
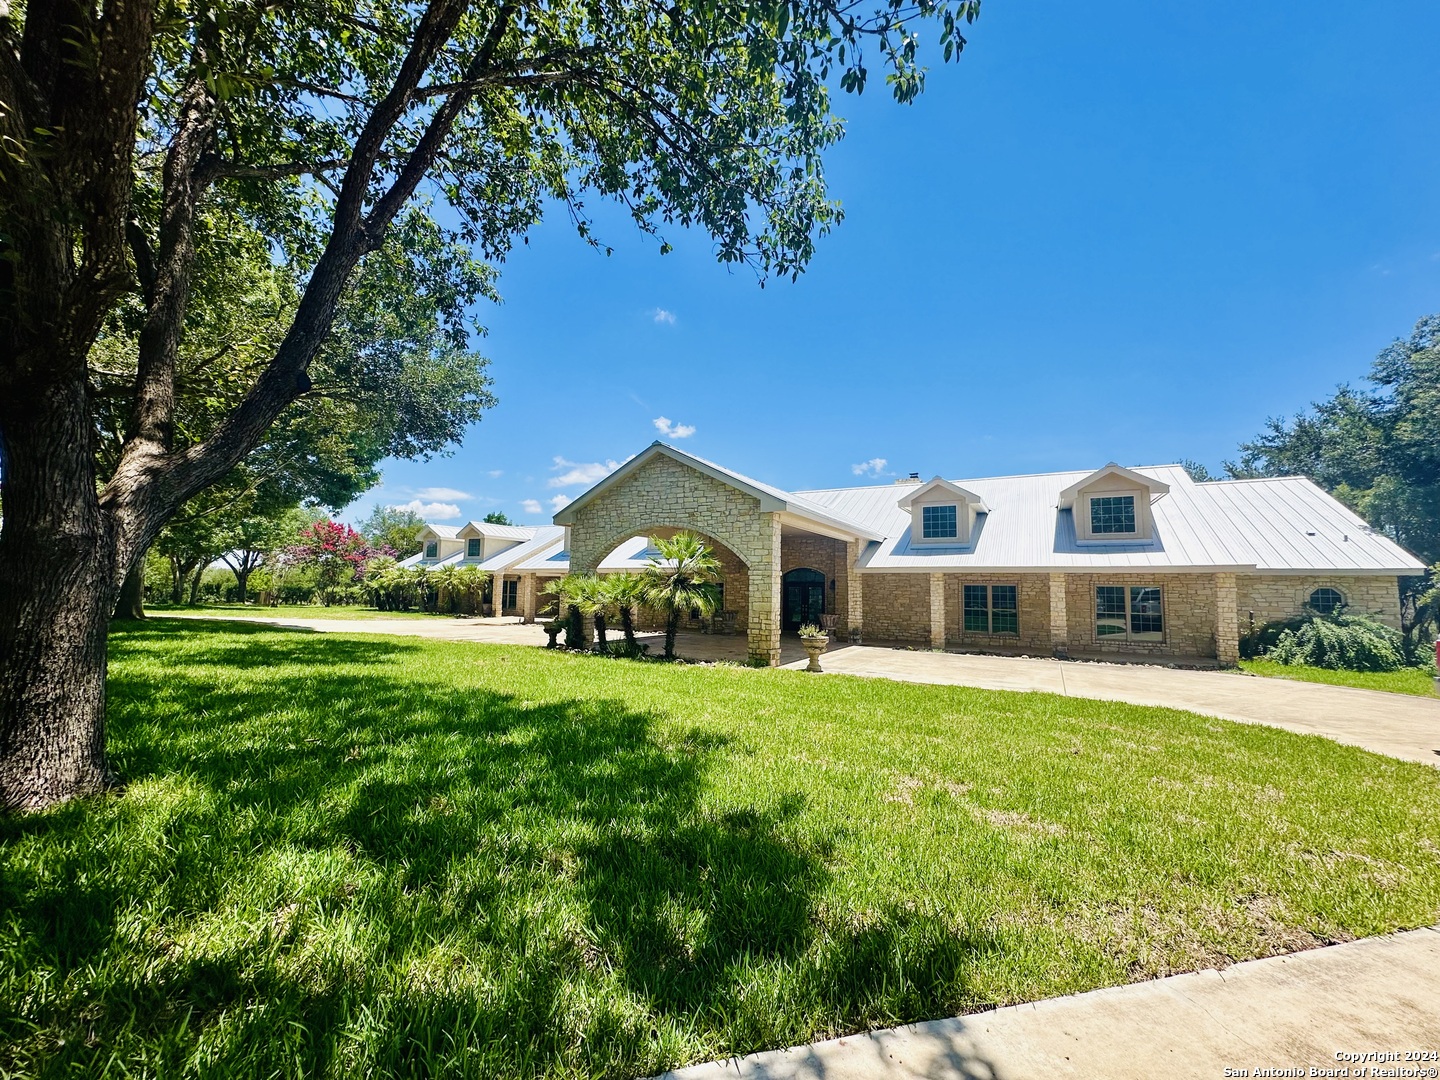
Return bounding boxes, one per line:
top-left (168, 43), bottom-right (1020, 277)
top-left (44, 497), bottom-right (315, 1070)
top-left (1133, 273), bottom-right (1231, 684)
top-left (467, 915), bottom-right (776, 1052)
top-left (855, 561), bottom-right (1257, 574)
top-left (553, 442), bottom-right (787, 525)
top-left (777, 509), bottom-right (885, 543)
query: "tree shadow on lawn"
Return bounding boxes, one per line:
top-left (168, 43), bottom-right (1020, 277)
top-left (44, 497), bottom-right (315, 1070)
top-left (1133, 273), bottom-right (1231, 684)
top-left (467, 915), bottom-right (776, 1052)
top-left (1, 623), bottom-right (1003, 1079)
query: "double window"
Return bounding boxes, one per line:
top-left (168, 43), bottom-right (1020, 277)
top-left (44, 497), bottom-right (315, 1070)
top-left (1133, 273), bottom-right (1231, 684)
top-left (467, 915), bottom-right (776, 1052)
top-left (922, 504), bottom-right (958, 539)
top-left (963, 584), bottom-right (1018, 635)
top-left (501, 578), bottom-right (518, 611)
top-left (1095, 585), bottom-right (1163, 641)
top-left (467, 538), bottom-right (483, 558)
top-left (1089, 495), bottom-right (1137, 535)
top-left (424, 541), bottom-right (438, 559)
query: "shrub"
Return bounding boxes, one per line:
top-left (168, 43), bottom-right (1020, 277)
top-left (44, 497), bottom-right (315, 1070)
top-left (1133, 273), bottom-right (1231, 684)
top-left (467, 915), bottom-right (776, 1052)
top-left (1268, 614), bottom-right (1407, 672)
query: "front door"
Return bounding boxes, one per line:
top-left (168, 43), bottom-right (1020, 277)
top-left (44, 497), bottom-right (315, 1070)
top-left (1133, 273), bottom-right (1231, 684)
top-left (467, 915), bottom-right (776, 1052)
top-left (782, 568), bottom-right (826, 632)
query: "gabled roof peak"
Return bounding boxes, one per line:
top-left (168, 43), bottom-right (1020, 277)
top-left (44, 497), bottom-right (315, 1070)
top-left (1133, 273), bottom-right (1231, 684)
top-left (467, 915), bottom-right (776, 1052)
top-left (1057, 464), bottom-right (1170, 509)
top-left (895, 475), bottom-right (990, 512)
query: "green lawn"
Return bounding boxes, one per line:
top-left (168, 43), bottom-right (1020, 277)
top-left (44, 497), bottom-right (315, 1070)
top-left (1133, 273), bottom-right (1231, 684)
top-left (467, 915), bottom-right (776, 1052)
top-left (4, 621), bottom-right (1439, 1079)
top-left (147, 602), bottom-right (449, 621)
top-left (1240, 658), bottom-right (1439, 697)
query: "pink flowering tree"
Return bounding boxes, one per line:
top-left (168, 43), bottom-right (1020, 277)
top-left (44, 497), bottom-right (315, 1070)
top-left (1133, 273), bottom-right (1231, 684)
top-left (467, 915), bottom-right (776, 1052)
top-left (286, 521), bottom-right (381, 605)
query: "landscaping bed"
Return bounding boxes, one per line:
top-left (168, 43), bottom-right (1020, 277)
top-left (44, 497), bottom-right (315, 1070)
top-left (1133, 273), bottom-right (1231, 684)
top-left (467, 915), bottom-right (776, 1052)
top-left (4, 619), bottom-right (1439, 1078)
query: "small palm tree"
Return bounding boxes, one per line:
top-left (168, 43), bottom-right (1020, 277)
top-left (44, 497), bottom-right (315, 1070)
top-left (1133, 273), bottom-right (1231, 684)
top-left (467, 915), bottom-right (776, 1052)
top-left (643, 532), bottom-right (722, 659)
top-left (603, 572), bottom-right (648, 649)
top-left (452, 565), bottom-right (490, 615)
top-left (552, 573), bottom-right (593, 649)
top-left (433, 564), bottom-right (462, 613)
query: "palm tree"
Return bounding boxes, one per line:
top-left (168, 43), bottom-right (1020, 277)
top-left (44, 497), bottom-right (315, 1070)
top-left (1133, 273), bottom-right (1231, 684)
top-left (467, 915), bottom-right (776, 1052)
top-left (602, 572), bottom-right (648, 649)
top-left (643, 532), bottom-right (722, 659)
top-left (433, 564), bottom-right (462, 613)
top-left (556, 573), bottom-right (613, 652)
top-left (452, 565), bottom-right (490, 615)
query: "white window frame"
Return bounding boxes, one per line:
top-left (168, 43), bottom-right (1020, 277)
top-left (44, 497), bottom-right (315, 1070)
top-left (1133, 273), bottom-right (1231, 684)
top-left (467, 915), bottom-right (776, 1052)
top-left (1306, 586), bottom-right (1345, 616)
top-left (922, 503), bottom-right (959, 540)
top-left (466, 538), bottom-right (483, 558)
top-left (424, 541), bottom-right (438, 559)
top-left (1094, 584), bottom-right (1165, 643)
top-left (1075, 485), bottom-right (1154, 542)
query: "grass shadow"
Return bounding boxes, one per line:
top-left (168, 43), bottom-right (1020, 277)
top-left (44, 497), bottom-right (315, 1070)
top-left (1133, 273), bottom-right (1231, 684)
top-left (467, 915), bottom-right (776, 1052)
top-left (0, 622), bottom-right (1006, 1078)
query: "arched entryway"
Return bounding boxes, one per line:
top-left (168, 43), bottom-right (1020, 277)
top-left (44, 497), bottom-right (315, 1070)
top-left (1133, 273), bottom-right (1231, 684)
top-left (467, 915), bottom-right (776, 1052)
top-left (782, 567), bottom-right (826, 632)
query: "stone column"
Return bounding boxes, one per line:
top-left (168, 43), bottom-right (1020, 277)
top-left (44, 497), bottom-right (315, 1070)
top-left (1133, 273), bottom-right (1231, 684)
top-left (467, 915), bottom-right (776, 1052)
top-left (747, 513), bottom-right (782, 666)
top-left (493, 573), bottom-right (506, 616)
top-left (1049, 572), bottom-right (1069, 658)
top-left (929, 572), bottom-right (946, 650)
top-left (1215, 572), bottom-right (1240, 667)
top-left (844, 539), bottom-right (864, 642)
top-left (521, 573), bottom-right (537, 623)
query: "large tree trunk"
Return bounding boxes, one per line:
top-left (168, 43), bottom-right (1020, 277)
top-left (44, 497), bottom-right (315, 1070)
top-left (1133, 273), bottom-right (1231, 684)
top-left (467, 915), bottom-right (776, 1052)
top-left (114, 563), bottom-right (147, 620)
top-left (0, 369), bottom-right (121, 811)
top-left (235, 567), bottom-right (250, 605)
top-left (187, 563), bottom-right (205, 605)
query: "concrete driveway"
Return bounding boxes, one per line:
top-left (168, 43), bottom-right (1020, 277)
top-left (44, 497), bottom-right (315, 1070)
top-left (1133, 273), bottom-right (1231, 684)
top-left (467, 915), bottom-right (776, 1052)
top-left (169, 614), bottom-right (1440, 766)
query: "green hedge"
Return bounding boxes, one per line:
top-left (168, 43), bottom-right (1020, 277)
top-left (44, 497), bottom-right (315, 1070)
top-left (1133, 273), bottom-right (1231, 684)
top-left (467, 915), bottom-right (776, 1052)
top-left (1264, 614), bottom-right (1407, 673)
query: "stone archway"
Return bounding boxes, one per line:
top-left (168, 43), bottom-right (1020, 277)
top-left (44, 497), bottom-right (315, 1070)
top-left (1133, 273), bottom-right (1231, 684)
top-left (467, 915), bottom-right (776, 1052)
top-left (562, 451), bottom-right (783, 664)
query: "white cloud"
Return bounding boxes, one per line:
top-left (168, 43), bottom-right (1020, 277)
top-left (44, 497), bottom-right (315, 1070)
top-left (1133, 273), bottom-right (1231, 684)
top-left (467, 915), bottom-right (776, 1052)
top-left (487, 469), bottom-right (504, 478)
top-left (392, 499), bottom-right (462, 520)
top-left (652, 416), bottom-right (696, 439)
top-left (652, 308), bottom-right (676, 325)
top-left (521, 499), bottom-right (543, 515)
top-left (548, 455), bottom-right (624, 488)
top-left (414, 486), bottom-right (473, 502)
top-left (549, 494), bottom-right (573, 511)
top-left (851, 458), bottom-right (889, 477)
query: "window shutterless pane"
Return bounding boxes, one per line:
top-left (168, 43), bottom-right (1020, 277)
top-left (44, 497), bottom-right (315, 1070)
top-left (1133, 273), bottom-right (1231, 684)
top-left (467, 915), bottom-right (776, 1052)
top-left (1095, 585), bottom-right (1127, 637)
top-left (963, 584), bottom-right (989, 632)
top-left (424, 542), bottom-right (438, 558)
top-left (467, 538), bottom-right (482, 558)
top-left (1090, 495), bottom-right (1136, 534)
top-left (1308, 587), bottom-right (1343, 615)
top-left (502, 579), bottom-right (518, 609)
top-left (990, 585), bottom-right (1018, 634)
top-left (1130, 586), bottom-right (1163, 637)
top-left (922, 504), bottom-right (958, 539)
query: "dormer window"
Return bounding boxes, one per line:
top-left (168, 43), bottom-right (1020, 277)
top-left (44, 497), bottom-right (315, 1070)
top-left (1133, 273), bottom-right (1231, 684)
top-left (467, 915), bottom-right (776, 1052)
top-left (1089, 495), bottom-right (1136, 535)
top-left (424, 541), bottom-right (438, 559)
top-left (922, 505), bottom-right (958, 539)
top-left (1059, 464), bottom-right (1169, 543)
top-left (898, 477), bottom-right (989, 546)
top-left (467, 538), bottom-right (482, 558)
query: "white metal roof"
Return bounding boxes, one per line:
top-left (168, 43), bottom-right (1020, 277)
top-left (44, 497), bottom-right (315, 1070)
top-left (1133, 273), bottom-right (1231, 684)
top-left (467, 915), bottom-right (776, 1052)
top-left (476, 526), bottom-right (566, 574)
top-left (459, 521), bottom-right (535, 541)
top-left (417, 524), bottom-right (461, 540)
top-left (794, 466), bottom-right (1425, 574)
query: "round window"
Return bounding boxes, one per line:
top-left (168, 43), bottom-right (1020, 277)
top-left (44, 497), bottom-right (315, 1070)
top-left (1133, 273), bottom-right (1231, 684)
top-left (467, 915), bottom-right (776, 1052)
top-left (1307, 587), bottom-right (1344, 616)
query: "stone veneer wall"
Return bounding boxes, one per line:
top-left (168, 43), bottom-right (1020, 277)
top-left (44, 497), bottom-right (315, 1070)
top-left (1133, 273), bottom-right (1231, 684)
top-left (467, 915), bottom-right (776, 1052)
top-left (631, 538), bottom-right (750, 631)
top-left (1237, 575), bottom-right (1402, 631)
top-left (943, 574), bottom-right (1051, 652)
top-left (1063, 572), bottom-right (1220, 657)
top-left (861, 574), bottom-right (932, 643)
top-left (564, 452), bottom-right (783, 663)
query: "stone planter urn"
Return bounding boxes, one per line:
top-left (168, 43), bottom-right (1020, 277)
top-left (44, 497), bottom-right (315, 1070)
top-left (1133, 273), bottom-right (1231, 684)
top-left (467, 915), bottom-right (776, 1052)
top-left (799, 628), bottom-right (828, 672)
top-left (543, 622), bottom-right (563, 649)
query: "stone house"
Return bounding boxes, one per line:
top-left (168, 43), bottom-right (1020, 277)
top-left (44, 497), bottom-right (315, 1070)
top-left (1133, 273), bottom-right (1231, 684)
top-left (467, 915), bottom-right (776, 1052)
top-left (414, 442), bottom-right (1427, 667)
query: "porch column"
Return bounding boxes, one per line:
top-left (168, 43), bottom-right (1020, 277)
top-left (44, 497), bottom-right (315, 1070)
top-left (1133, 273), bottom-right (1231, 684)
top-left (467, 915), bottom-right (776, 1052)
top-left (1049, 572), bottom-right (1069, 658)
top-left (1215, 572), bottom-right (1240, 667)
top-left (747, 513), bottom-right (782, 666)
top-left (493, 573), bottom-right (506, 616)
top-left (929, 572), bottom-right (946, 650)
top-left (844, 539), bottom-right (863, 641)
top-left (521, 573), bottom-right (537, 623)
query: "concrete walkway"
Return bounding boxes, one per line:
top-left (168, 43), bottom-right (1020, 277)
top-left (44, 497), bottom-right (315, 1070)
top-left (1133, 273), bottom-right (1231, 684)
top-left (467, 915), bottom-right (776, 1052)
top-left (169, 614), bottom-right (1440, 765)
top-left (656, 926), bottom-right (1440, 1080)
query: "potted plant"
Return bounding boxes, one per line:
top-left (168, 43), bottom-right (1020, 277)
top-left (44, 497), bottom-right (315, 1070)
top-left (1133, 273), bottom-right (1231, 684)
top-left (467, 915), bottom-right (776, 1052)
top-left (543, 620), bottom-right (564, 649)
top-left (798, 623), bottom-right (829, 672)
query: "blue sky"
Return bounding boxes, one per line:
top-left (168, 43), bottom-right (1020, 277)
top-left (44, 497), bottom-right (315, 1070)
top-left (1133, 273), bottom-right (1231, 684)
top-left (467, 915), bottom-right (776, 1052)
top-left (351, 0), bottom-right (1440, 528)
